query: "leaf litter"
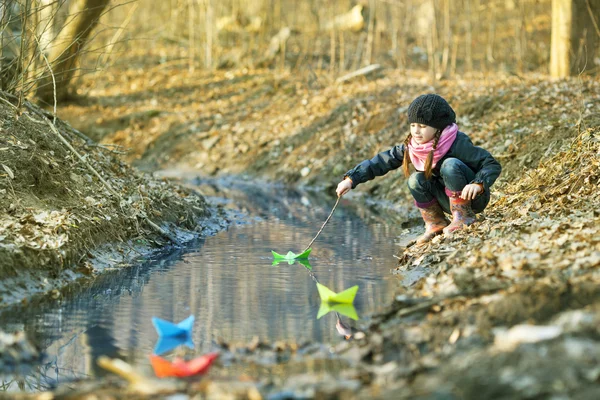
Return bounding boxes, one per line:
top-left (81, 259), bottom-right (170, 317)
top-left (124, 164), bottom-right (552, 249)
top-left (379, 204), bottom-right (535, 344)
top-left (5, 64), bottom-right (600, 398)
top-left (0, 96), bottom-right (211, 308)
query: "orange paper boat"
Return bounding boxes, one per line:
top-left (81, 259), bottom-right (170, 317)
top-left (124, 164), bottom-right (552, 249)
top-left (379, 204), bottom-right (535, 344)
top-left (150, 352), bottom-right (219, 378)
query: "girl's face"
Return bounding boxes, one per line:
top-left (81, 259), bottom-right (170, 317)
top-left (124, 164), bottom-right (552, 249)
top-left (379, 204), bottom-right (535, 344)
top-left (410, 123), bottom-right (437, 145)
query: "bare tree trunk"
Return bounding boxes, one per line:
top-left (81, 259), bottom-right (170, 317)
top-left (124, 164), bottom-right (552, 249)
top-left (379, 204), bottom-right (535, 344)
top-left (551, 0), bottom-right (600, 77)
top-left (399, 1), bottom-right (409, 71)
top-left (99, 2), bottom-right (138, 67)
top-left (188, 0), bottom-right (195, 72)
top-left (551, 0), bottom-right (573, 77)
top-left (37, 0), bottom-right (58, 55)
top-left (391, 2), bottom-right (399, 67)
top-left (363, 0), bottom-right (375, 66)
top-left (374, 9), bottom-right (381, 66)
top-left (170, 0), bottom-right (179, 37)
top-left (274, 0), bottom-right (281, 30)
top-left (339, 29), bottom-right (345, 72)
top-left (25, 0), bottom-right (39, 87)
top-left (426, 0), bottom-right (437, 82)
top-left (329, 6), bottom-right (337, 76)
top-left (317, 37), bottom-right (324, 71)
top-left (203, 0), bottom-right (213, 69)
top-left (514, 0), bottom-right (527, 74)
top-left (352, 32), bottom-right (366, 71)
top-left (293, 32), bottom-right (306, 70)
top-left (35, 0), bottom-right (110, 102)
top-left (17, 0), bottom-right (31, 106)
top-left (440, 0), bottom-right (451, 78)
top-left (450, 35), bottom-right (458, 76)
top-left (278, 29), bottom-right (286, 71)
top-left (464, 0), bottom-right (473, 73)
top-left (486, 0), bottom-right (496, 69)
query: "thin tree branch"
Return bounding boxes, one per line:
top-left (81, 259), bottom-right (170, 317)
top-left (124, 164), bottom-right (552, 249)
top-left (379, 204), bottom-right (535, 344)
top-left (585, 0), bottom-right (600, 38)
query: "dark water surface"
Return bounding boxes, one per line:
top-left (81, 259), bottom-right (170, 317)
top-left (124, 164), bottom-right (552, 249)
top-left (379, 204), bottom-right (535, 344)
top-left (0, 181), bottom-right (418, 391)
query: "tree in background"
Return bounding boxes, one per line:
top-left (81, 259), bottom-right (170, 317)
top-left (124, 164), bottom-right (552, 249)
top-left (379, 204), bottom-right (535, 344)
top-left (2, 0), bottom-right (599, 105)
top-left (551, 0), bottom-right (600, 77)
top-left (0, 0), bottom-right (110, 106)
top-left (35, 0), bottom-right (110, 103)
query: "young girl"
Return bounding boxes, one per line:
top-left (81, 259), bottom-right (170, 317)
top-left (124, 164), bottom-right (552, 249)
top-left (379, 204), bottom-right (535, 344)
top-left (336, 94), bottom-right (501, 245)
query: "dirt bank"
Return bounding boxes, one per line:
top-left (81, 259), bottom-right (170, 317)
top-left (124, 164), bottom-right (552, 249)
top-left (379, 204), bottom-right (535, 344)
top-left (6, 66), bottom-right (600, 399)
top-left (0, 94), bottom-right (217, 309)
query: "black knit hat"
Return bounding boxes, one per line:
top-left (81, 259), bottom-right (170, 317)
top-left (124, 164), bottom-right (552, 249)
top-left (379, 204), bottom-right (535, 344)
top-left (407, 94), bottom-right (456, 130)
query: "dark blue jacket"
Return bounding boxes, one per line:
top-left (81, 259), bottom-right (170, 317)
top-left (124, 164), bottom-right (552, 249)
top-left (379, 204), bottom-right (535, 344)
top-left (344, 131), bottom-right (502, 192)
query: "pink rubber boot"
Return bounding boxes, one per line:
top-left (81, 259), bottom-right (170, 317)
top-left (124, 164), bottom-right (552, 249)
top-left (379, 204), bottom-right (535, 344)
top-left (443, 188), bottom-right (476, 234)
top-left (415, 199), bottom-right (450, 245)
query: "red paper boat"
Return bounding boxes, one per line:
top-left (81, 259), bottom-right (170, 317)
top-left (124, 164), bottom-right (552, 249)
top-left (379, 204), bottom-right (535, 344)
top-left (150, 352), bottom-right (219, 378)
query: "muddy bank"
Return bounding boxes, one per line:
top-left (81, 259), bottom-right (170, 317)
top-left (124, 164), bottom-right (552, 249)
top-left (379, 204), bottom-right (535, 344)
top-left (372, 124), bottom-right (600, 398)
top-left (0, 95), bottom-right (220, 309)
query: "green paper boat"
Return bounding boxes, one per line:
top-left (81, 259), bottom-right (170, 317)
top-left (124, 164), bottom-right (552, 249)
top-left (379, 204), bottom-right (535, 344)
top-left (271, 248), bottom-right (312, 262)
top-left (316, 282), bottom-right (358, 304)
top-left (272, 258), bottom-right (312, 270)
top-left (317, 302), bottom-right (359, 320)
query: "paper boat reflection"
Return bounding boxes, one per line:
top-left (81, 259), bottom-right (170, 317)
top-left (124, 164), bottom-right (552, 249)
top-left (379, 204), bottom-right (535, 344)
top-left (154, 335), bottom-right (194, 356)
top-left (317, 302), bottom-right (359, 320)
top-left (152, 315), bottom-right (195, 355)
top-left (272, 258), bottom-right (312, 270)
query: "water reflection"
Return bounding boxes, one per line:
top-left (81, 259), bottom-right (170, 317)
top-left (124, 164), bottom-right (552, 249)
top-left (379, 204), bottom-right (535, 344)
top-left (335, 314), bottom-right (355, 340)
top-left (0, 182), bottom-right (411, 391)
top-left (317, 303), bottom-right (359, 321)
top-left (154, 335), bottom-right (194, 356)
top-left (272, 258), bottom-right (313, 270)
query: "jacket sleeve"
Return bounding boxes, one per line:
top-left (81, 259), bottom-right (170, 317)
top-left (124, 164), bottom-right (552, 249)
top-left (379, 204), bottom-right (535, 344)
top-left (453, 135), bottom-right (502, 191)
top-left (344, 145), bottom-right (405, 189)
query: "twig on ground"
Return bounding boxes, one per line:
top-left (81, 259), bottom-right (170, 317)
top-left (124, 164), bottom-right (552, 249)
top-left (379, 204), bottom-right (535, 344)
top-left (336, 64), bottom-right (382, 84)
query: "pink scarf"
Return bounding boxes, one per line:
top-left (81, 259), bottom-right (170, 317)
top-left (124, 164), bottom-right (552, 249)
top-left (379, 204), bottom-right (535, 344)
top-left (408, 123), bottom-right (458, 171)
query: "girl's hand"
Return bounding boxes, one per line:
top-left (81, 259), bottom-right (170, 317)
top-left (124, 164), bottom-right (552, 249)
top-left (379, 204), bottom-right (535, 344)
top-left (461, 183), bottom-right (483, 200)
top-left (336, 178), bottom-right (353, 197)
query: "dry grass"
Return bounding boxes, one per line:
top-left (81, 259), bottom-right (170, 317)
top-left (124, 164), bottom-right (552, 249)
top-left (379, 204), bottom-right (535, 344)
top-left (0, 94), bottom-right (209, 304)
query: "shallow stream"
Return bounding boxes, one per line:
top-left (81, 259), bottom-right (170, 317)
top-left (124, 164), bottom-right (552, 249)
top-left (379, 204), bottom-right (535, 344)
top-left (0, 180), bottom-right (421, 392)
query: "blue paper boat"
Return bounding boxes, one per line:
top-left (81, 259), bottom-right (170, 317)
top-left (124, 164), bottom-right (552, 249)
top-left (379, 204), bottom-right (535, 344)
top-left (154, 335), bottom-right (195, 356)
top-left (152, 315), bottom-right (195, 338)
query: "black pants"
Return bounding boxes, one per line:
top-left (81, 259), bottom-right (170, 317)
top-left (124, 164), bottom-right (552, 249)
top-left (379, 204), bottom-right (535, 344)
top-left (407, 158), bottom-right (489, 214)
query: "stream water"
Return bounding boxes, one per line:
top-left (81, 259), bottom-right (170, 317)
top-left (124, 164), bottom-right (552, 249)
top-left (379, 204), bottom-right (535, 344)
top-left (0, 180), bottom-right (422, 392)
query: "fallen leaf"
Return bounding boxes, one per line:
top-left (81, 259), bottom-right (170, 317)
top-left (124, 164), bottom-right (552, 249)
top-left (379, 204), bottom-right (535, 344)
top-left (2, 164), bottom-right (14, 179)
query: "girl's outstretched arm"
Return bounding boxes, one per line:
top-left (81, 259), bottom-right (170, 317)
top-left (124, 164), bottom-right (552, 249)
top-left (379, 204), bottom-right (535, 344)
top-left (343, 145), bottom-right (405, 189)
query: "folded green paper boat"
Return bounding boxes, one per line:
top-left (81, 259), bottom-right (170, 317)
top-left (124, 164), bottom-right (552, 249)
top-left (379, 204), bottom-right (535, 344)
top-left (316, 282), bottom-right (358, 304)
top-left (271, 248), bottom-right (312, 262)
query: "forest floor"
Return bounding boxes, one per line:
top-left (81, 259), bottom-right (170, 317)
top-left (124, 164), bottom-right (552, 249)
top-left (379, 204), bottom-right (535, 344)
top-left (2, 56), bottom-right (599, 398)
